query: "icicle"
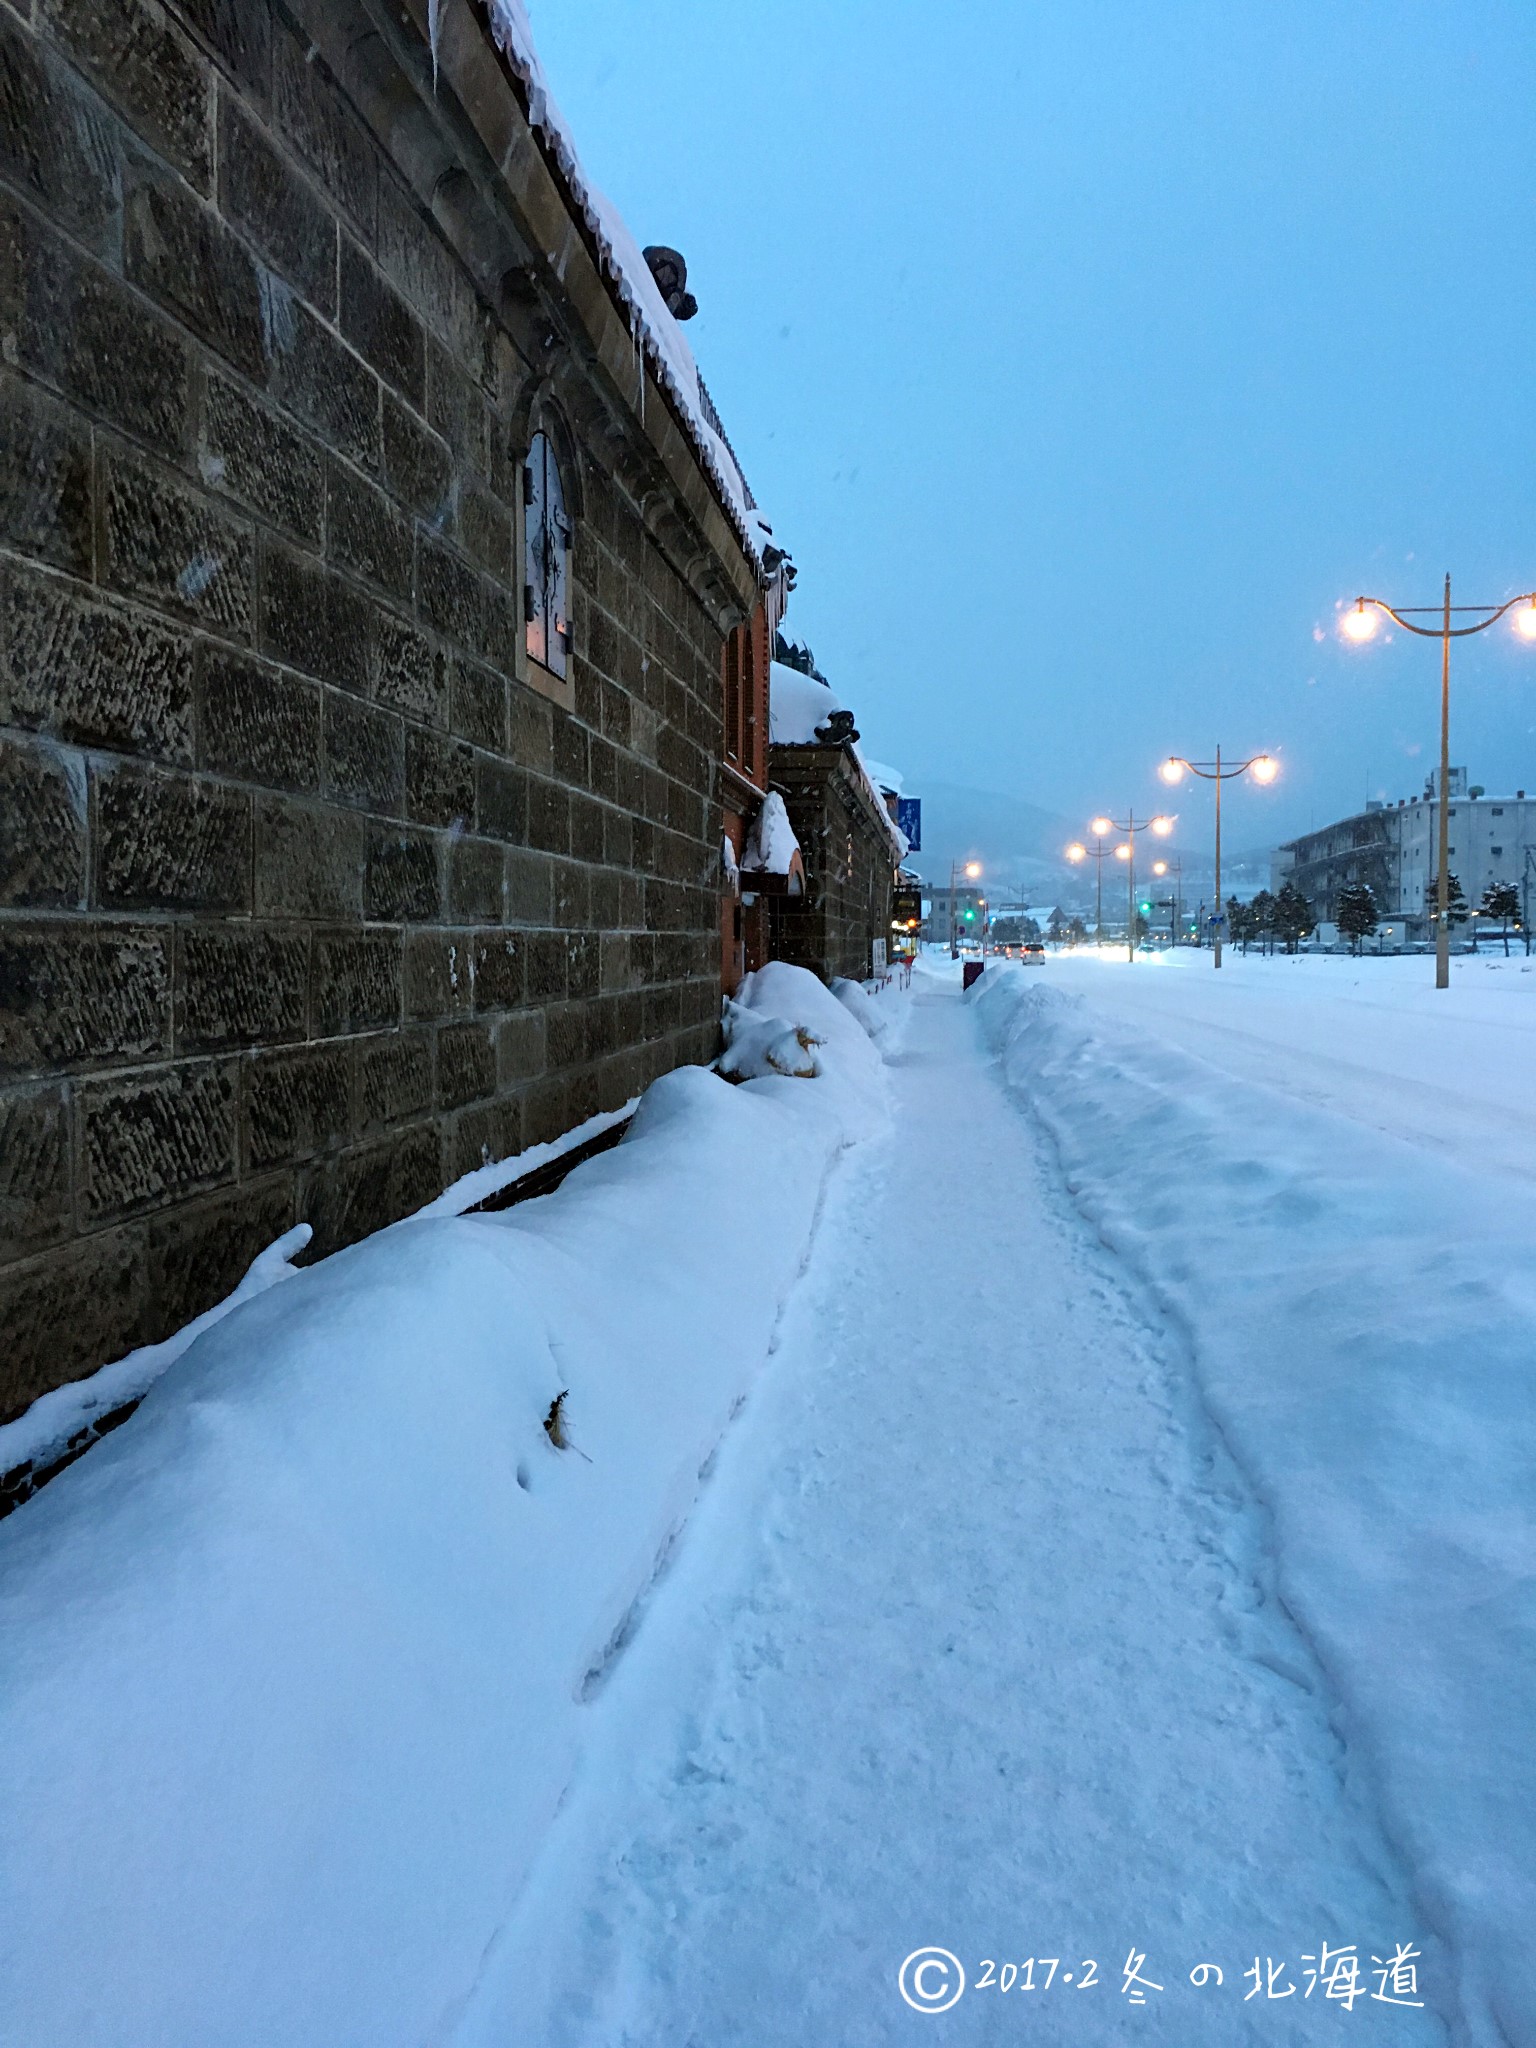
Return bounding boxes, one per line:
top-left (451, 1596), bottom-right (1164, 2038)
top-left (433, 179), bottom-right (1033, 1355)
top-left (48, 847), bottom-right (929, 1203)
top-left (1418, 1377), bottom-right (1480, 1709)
top-left (428, 0), bottom-right (440, 88)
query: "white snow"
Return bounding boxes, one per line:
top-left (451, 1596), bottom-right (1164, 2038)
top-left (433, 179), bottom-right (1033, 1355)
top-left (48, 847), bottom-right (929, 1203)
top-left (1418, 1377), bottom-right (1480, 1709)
top-left (10, 949), bottom-right (1523, 2045)
top-left (0, 1223), bottom-right (313, 1480)
top-left (767, 658), bottom-right (840, 745)
top-left (857, 754), bottom-right (904, 795)
top-left (971, 947), bottom-right (1536, 2045)
top-left (480, 0), bottom-right (772, 564)
top-left (448, 963), bottom-right (1447, 2046)
top-left (765, 666), bottom-right (908, 858)
top-left (0, 967), bottom-right (878, 2048)
top-left (739, 788), bottom-right (800, 878)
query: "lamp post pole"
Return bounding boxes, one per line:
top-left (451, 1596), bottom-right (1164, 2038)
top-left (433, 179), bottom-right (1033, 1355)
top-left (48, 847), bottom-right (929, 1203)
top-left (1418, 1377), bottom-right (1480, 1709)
top-left (1079, 810), bottom-right (1177, 962)
top-left (1436, 576), bottom-right (1452, 990)
top-left (1339, 580), bottom-right (1536, 988)
top-left (1158, 749), bottom-right (1280, 968)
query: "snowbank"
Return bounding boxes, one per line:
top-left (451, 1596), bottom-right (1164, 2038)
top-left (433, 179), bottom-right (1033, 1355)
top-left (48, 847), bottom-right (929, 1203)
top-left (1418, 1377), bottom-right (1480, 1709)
top-left (0, 968), bottom-right (883, 2048)
top-left (972, 964), bottom-right (1536, 2048)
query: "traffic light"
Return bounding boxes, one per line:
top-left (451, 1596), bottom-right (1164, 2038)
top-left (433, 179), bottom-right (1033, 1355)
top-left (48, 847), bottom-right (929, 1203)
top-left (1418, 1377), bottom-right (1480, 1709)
top-left (963, 908), bottom-right (976, 923)
top-left (1138, 900), bottom-right (1152, 916)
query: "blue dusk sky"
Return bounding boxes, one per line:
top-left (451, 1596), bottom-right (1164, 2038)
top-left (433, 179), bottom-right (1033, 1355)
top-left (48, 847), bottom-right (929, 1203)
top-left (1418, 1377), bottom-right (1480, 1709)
top-left (533, 0), bottom-right (1536, 843)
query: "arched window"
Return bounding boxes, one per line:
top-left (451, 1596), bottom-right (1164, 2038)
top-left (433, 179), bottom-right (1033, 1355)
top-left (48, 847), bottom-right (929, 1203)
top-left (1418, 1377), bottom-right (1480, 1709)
top-left (524, 430), bottom-right (570, 678)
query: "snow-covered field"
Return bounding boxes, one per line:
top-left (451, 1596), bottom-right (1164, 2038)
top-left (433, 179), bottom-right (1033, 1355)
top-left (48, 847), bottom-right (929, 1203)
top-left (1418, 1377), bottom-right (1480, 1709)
top-left (975, 947), bottom-right (1536, 2046)
top-left (3, 950), bottom-right (1530, 2046)
top-left (1039, 944), bottom-right (1536, 1182)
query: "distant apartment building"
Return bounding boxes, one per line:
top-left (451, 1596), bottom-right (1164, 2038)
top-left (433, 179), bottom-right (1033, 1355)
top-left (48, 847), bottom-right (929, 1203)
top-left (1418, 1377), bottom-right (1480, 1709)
top-left (1275, 771), bottom-right (1536, 924)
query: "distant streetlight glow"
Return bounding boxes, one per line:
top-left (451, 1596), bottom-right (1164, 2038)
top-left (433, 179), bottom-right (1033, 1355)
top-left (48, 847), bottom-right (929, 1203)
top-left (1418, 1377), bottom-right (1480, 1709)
top-left (1516, 600), bottom-right (1536, 642)
top-left (964, 860), bottom-right (982, 879)
top-left (1093, 809), bottom-right (1179, 961)
top-left (1340, 599), bottom-right (1380, 643)
top-left (1066, 842), bottom-right (1087, 863)
top-left (1089, 815), bottom-right (1114, 839)
top-left (1152, 860), bottom-right (1168, 876)
top-left (1156, 749), bottom-right (1280, 970)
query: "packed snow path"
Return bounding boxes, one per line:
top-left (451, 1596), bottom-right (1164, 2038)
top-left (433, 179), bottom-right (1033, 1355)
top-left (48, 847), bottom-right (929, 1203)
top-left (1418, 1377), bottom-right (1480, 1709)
top-left (456, 977), bottom-right (1445, 2046)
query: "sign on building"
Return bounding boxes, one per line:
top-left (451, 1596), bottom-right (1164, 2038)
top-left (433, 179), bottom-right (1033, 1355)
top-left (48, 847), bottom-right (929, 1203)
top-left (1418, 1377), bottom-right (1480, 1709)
top-left (897, 796), bottom-right (921, 851)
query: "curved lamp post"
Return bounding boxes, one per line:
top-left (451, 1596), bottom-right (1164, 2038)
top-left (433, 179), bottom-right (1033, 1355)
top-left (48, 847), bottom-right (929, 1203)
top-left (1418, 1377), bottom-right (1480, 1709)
top-left (1157, 751), bottom-right (1279, 969)
top-left (1079, 810), bottom-right (1175, 961)
top-left (1339, 578), bottom-right (1536, 988)
top-left (1063, 833), bottom-right (1115, 942)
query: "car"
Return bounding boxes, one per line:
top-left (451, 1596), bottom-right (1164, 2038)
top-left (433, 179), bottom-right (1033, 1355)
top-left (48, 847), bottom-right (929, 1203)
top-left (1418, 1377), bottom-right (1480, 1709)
top-left (1020, 942), bottom-right (1045, 965)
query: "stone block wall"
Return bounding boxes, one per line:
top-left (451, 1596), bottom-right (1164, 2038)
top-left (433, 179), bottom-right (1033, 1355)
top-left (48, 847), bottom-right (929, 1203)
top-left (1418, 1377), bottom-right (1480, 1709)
top-left (0, 0), bottom-right (730, 1418)
top-left (767, 745), bottom-right (897, 984)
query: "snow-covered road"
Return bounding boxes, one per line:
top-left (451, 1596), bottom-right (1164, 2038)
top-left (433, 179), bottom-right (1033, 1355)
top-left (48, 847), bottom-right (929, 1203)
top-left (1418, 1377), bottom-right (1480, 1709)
top-left (455, 976), bottom-right (1445, 2046)
top-left (1042, 948), bottom-right (1536, 1184)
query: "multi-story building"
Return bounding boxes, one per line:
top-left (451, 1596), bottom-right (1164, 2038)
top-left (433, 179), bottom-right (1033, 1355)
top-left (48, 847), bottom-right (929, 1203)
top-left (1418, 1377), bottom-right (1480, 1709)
top-left (1275, 771), bottom-right (1536, 924)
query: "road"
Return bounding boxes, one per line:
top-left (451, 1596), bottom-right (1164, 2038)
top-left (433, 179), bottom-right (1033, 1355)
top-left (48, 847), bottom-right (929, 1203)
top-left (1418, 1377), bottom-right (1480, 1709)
top-left (453, 976), bottom-right (1445, 2047)
top-left (1044, 946), bottom-right (1536, 1183)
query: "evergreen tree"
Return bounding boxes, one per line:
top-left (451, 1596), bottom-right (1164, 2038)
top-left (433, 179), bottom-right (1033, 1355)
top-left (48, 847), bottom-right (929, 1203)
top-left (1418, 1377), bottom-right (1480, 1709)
top-left (1336, 881), bottom-right (1379, 955)
top-left (1426, 872), bottom-right (1469, 930)
top-left (1065, 915), bottom-right (1088, 946)
top-left (1274, 882), bottom-right (1315, 953)
top-left (1247, 889), bottom-right (1277, 955)
top-left (1482, 880), bottom-right (1520, 956)
top-left (1225, 895), bottom-right (1247, 953)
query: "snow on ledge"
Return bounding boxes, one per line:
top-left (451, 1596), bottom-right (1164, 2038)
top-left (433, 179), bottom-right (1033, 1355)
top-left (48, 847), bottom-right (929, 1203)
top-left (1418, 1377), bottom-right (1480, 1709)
top-left (740, 789), bottom-right (800, 878)
top-left (479, 0), bottom-right (774, 569)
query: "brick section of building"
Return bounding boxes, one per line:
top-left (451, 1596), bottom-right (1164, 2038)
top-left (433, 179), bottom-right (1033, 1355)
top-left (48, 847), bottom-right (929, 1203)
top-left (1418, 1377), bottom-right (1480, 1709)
top-left (0, 0), bottom-right (752, 1418)
top-left (767, 745), bottom-right (900, 983)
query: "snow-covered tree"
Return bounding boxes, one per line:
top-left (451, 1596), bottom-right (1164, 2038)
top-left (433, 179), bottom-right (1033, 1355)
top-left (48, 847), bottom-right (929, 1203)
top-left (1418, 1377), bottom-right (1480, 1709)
top-left (1274, 882), bottom-right (1315, 954)
top-left (1336, 882), bottom-right (1379, 955)
top-left (1246, 889), bottom-right (1277, 954)
top-left (1481, 880), bottom-right (1519, 956)
top-left (1426, 872), bottom-right (1469, 929)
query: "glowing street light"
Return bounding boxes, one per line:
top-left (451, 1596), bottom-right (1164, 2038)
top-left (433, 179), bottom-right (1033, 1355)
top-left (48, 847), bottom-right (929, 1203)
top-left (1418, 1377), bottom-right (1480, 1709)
top-left (1337, 577), bottom-right (1536, 988)
top-left (948, 858), bottom-right (984, 957)
top-left (1066, 834), bottom-right (1117, 941)
top-left (1088, 811), bottom-right (1177, 961)
top-left (1157, 749), bottom-right (1279, 969)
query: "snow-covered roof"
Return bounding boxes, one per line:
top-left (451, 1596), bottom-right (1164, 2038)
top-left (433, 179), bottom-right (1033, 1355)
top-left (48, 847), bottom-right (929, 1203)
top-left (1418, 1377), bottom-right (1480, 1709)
top-left (481, 1), bottom-right (776, 570)
top-left (741, 791), bottom-right (802, 878)
top-left (766, 662), bottom-right (907, 861)
top-left (859, 757), bottom-right (904, 797)
top-left (768, 660), bottom-right (840, 746)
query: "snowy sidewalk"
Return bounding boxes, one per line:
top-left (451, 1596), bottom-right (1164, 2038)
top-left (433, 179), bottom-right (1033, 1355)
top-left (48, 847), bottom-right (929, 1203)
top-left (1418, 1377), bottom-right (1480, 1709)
top-left (455, 977), bottom-right (1445, 2046)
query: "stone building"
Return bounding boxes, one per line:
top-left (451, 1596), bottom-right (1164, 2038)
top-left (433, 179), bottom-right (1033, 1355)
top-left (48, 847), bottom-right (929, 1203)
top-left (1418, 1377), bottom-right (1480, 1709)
top-left (764, 659), bottom-right (906, 981)
top-left (0, 0), bottom-right (780, 1416)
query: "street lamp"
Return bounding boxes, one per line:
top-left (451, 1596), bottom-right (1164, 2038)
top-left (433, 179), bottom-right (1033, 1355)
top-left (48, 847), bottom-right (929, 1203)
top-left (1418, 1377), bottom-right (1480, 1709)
top-left (1157, 750), bottom-right (1279, 969)
top-left (1086, 811), bottom-right (1175, 961)
top-left (1337, 578), bottom-right (1536, 988)
top-left (1065, 834), bottom-right (1116, 942)
top-left (948, 857), bottom-right (983, 957)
